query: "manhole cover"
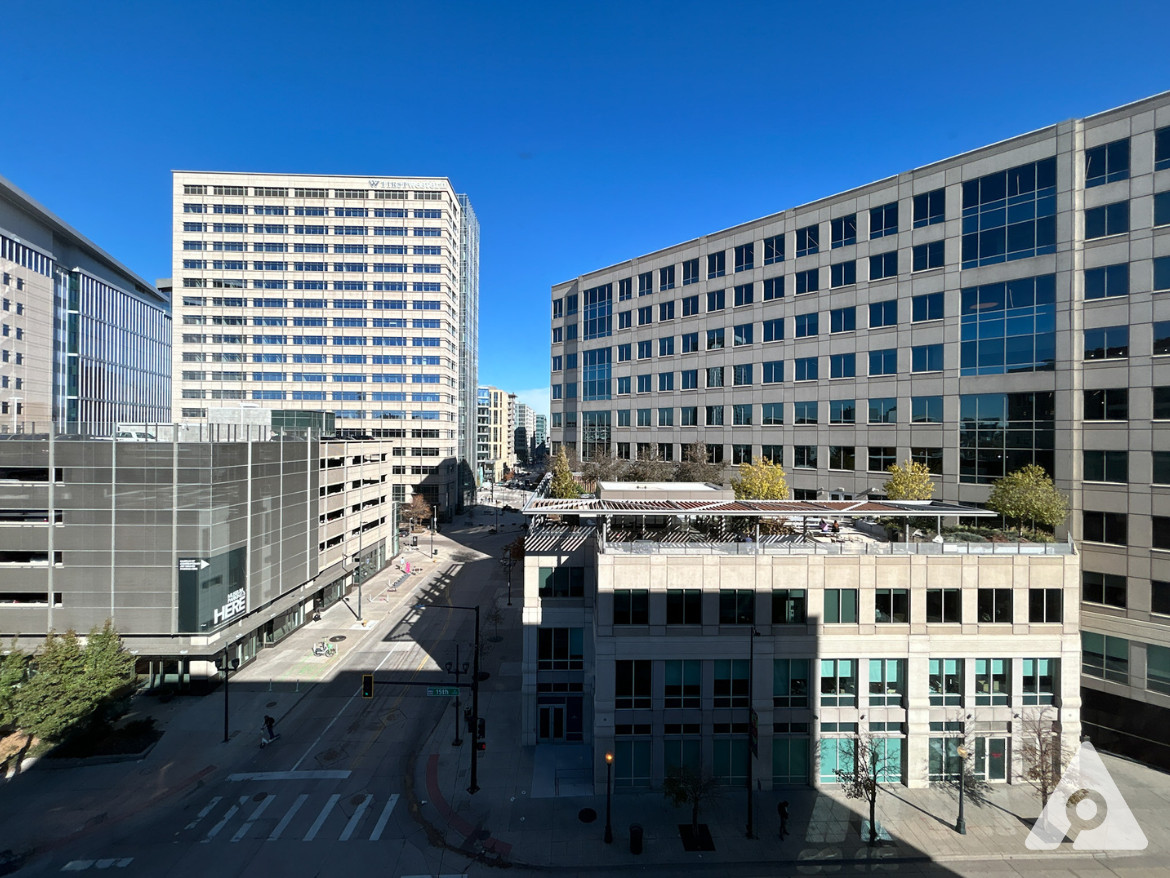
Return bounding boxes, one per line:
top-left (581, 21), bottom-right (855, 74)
top-left (329, 635), bottom-right (346, 643)
top-left (266, 700), bottom-right (277, 708)
top-left (578, 808), bottom-right (597, 823)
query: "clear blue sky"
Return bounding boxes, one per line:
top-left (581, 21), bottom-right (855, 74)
top-left (3, 0), bottom-right (1169, 420)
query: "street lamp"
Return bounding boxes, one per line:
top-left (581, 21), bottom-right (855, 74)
top-left (416, 601), bottom-right (481, 794)
top-left (217, 649), bottom-right (240, 743)
top-left (444, 643), bottom-right (469, 747)
top-left (604, 751), bottom-right (614, 843)
top-left (955, 744), bottom-right (969, 834)
top-left (746, 627), bottom-right (760, 839)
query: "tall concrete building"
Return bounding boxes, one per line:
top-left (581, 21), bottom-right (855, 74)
top-left (476, 384), bottom-right (513, 482)
top-left (1, 175), bottom-right (170, 433)
top-left (457, 194), bottom-right (481, 507)
top-left (533, 414), bottom-right (548, 451)
top-left (550, 91), bottom-right (1170, 769)
top-left (172, 172), bottom-right (478, 517)
top-left (515, 401), bottom-right (536, 464)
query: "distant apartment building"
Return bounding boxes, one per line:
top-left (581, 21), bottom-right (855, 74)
top-left (548, 91), bottom-right (1170, 768)
top-left (533, 414), bottom-right (548, 452)
top-left (171, 172), bottom-right (479, 518)
top-left (515, 402), bottom-right (537, 464)
top-left (0, 174), bottom-right (170, 433)
top-left (477, 384), bottom-right (513, 482)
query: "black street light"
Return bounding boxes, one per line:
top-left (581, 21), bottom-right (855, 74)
top-left (746, 627), bottom-right (760, 839)
top-left (955, 744), bottom-right (969, 834)
top-left (604, 750), bottom-right (614, 844)
top-left (445, 643), bottom-right (469, 746)
top-left (506, 559), bottom-right (514, 607)
top-left (417, 601), bottom-right (482, 794)
top-left (217, 649), bottom-right (240, 743)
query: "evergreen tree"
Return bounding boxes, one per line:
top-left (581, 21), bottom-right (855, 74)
top-left (882, 460), bottom-right (935, 501)
top-left (0, 642), bottom-right (29, 732)
top-left (548, 447), bottom-right (582, 499)
top-left (12, 630), bottom-right (95, 742)
top-left (986, 464), bottom-right (1069, 536)
top-left (85, 619), bottom-right (134, 705)
top-left (731, 457), bottom-right (790, 500)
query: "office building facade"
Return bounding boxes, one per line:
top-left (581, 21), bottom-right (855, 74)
top-left (477, 384), bottom-right (514, 482)
top-left (515, 401), bottom-right (537, 464)
top-left (172, 172), bottom-right (478, 517)
top-left (549, 92), bottom-right (1170, 768)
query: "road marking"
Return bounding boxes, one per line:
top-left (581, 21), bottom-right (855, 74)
top-left (304, 793), bottom-right (340, 841)
top-left (369, 794), bottom-right (399, 841)
top-left (184, 796), bottom-right (222, 830)
top-left (60, 861), bottom-right (134, 873)
top-left (268, 793), bottom-right (308, 840)
top-left (339, 794), bottom-right (373, 841)
top-left (203, 796), bottom-right (248, 842)
top-left (61, 862), bottom-right (94, 872)
top-left (228, 770), bottom-right (351, 782)
top-left (232, 794), bottom-right (275, 842)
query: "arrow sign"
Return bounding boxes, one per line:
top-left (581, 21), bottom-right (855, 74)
top-left (178, 559), bottom-right (210, 571)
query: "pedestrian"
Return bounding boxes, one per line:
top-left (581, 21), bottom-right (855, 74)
top-left (264, 715), bottom-right (276, 741)
top-left (778, 800), bottom-right (789, 839)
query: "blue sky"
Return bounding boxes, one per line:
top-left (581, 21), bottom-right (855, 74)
top-left (3, 1), bottom-right (1170, 420)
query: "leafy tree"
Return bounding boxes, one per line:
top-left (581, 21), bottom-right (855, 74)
top-left (883, 460), bottom-right (935, 501)
top-left (731, 457), bottom-right (790, 500)
top-left (662, 767), bottom-right (721, 831)
top-left (547, 447), bottom-right (582, 499)
top-left (674, 442), bottom-right (724, 484)
top-left (986, 464), bottom-right (1069, 536)
top-left (401, 494), bottom-right (432, 529)
top-left (833, 735), bottom-right (895, 846)
top-left (12, 630), bottom-right (95, 743)
top-left (0, 642), bottom-right (29, 732)
top-left (581, 453), bottom-right (629, 487)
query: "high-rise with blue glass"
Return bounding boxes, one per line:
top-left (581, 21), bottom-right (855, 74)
top-left (549, 90), bottom-right (1170, 770)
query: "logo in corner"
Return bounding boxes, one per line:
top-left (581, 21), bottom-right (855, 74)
top-left (1025, 740), bottom-right (1146, 851)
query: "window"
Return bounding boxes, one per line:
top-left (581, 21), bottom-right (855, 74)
top-left (659, 265), bottom-right (675, 290)
top-left (870, 202), bottom-right (898, 239)
top-left (796, 224), bottom-right (819, 257)
top-left (637, 408), bottom-right (652, 427)
top-left (1085, 263), bottom-right (1129, 300)
top-left (707, 328), bottom-right (725, 350)
top-left (868, 397), bottom-right (897, 423)
top-left (664, 660), bottom-right (701, 708)
top-left (793, 401), bottom-right (817, 424)
top-left (823, 589), bottom-right (858, 623)
top-left (734, 243), bottom-right (754, 272)
top-left (869, 348), bottom-right (897, 376)
top-left (1148, 646), bottom-right (1170, 696)
top-left (1082, 633), bottom-right (1128, 684)
top-left (870, 251), bottom-right (897, 280)
top-left (681, 332), bottom-right (699, 353)
top-left (926, 589), bottom-right (961, 623)
top-left (658, 407), bottom-right (674, 426)
top-left (618, 310), bottom-right (632, 329)
top-left (538, 566), bottom-right (584, 597)
top-left (1154, 516), bottom-right (1170, 550)
top-left (719, 590), bottom-right (755, 625)
top-left (1084, 388), bottom-right (1127, 420)
top-left (733, 404), bottom-right (752, 425)
top-left (975, 659), bottom-right (1011, 705)
top-left (713, 659), bottom-right (749, 707)
top-left (773, 659), bottom-right (809, 707)
top-left (615, 660), bottom-right (651, 708)
top-left (959, 391), bottom-right (1055, 484)
top-left (659, 336), bottom-right (675, 357)
top-left (734, 283), bottom-right (754, 307)
top-left (1157, 257), bottom-right (1170, 293)
top-left (830, 261), bottom-right (856, 287)
top-left (1085, 201), bottom-right (1129, 239)
top-left (1028, 589), bottom-right (1062, 623)
top-left (1083, 571), bottom-right (1126, 608)
top-left (762, 361), bottom-right (783, 383)
top-left (1083, 449), bottom-right (1128, 483)
top-left (795, 269), bottom-right (819, 294)
top-left (869, 659), bottom-right (904, 706)
top-left (820, 659), bottom-right (857, 706)
top-left (830, 353), bottom-right (855, 378)
top-left (616, 377), bottom-right (631, 395)
top-left (911, 447), bottom-right (943, 474)
top-left (682, 295), bottom-right (700, 317)
top-left (1154, 451), bottom-right (1170, 484)
top-left (914, 188), bottom-right (945, 227)
top-left (1082, 511), bottom-right (1127, 545)
top-left (1084, 325), bottom-right (1128, 360)
top-left (706, 405), bottom-right (724, 426)
top-left (681, 369), bottom-right (698, 390)
top-left (962, 159), bottom-right (1056, 267)
top-left (666, 589), bottom-right (702, 624)
top-left (764, 234), bottom-right (785, 265)
top-left (869, 299), bottom-right (897, 327)
top-left (706, 289), bottom-right (726, 312)
top-left (762, 317), bottom-right (784, 342)
top-left (831, 214), bottom-right (857, 248)
top-left (977, 588), bottom-right (1013, 624)
top-left (912, 343), bottom-right (943, 372)
top-left (794, 357), bottom-right (818, 381)
top-left (793, 445), bottom-right (817, 468)
top-left (637, 372), bottom-right (651, 391)
top-left (763, 277), bottom-right (784, 300)
top-left (638, 271), bottom-right (653, 296)
top-left (795, 312), bottom-right (818, 337)
top-left (538, 628), bottom-right (584, 670)
top-left (733, 363), bottom-right (753, 386)
top-left (618, 278), bottom-right (632, 301)
top-left (734, 323), bottom-right (753, 346)
top-left (659, 301), bottom-right (675, 322)
top-left (912, 292), bottom-right (944, 322)
top-left (828, 399), bottom-right (854, 424)
top-left (828, 445), bottom-right (854, 471)
top-left (682, 258), bottom-right (699, 286)
top-left (1153, 581), bottom-right (1170, 616)
top-left (681, 406), bottom-right (697, 425)
top-left (1156, 191), bottom-right (1170, 227)
top-left (1158, 126), bottom-right (1170, 171)
top-left (772, 589), bottom-right (806, 624)
top-left (706, 366), bottom-right (724, 388)
top-left (868, 446), bottom-right (896, 473)
top-left (762, 402), bottom-right (783, 425)
top-left (1085, 138), bottom-right (1130, 187)
top-left (874, 589), bottom-right (909, 623)
top-left (613, 589), bottom-right (649, 624)
top-left (929, 658), bottom-right (962, 705)
top-left (761, 444), bottom-right (783, 463)
top-left (911, 395), bottom-right (943, 423)
top-left (706, 252), bottom-right (727, 280)
top-left (637, 305), bottom-right (652, 326)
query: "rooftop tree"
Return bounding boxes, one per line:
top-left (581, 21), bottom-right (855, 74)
top-left (986, 464), bottom-right (1069, 536)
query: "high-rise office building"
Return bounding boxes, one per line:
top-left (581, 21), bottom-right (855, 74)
top-left (476, 384), bottom-right (512, 483)
top-left (515, 402), bottom-right (537, 464)
top-left (172, 172), bottom-right (478, 516)
top-left (550, 91), bottom-right (1170, 769)
top-left (457, 194), bottom-right (480, 507)
top-left (1, 174), bottom-right (170, 433)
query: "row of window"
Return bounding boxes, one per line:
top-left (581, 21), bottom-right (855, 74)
top-left (181, 204), bottom-right (443, 218)
top-left (181, 260), bottom-right (444, 274)
top-left (184, 317), bottom-right (444, 328)
top-left (1082, 632), bottom-right (1170, 695)
top-left (180, 297), bottom-right (444, 310)
top-left (180, 334), bottom-right (447, 346)
top-left (181, 353), bottom-right (444, 365)
top-left (181, 185), bottom-right (447, 201)
top-left (180, 221), bottom-right (446, 237)
top-left (183, 241), bottom-right (444, 255)
top-left (181, 372), bottom-right (443, 384)
top-left (182, 279), bottom-right (444, 292)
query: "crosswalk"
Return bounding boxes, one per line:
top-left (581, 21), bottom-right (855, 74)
top-left (182, 791), bottom-right (400, 843)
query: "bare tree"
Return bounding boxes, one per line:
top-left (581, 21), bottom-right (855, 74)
top-left (1018, 708), bottom-right (1070, 809)
top-left (662, 767), bottom-right (722, 832)
top-left (629, 446), bottom-right (674, 482)
top-left (401, 494), bottom-right (432, 529)
top-left (675, 442), bottom-right (724, 483)
top-left (833, 734), bottom-right (897, 845)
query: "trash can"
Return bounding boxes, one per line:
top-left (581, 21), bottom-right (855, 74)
top-left (629, 823), bottom-right (643, 854)
top-left (411, 536), bottom-right (418, 547)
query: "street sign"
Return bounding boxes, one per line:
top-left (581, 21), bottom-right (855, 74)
top-left (426, 686), bottom-right (460, 697)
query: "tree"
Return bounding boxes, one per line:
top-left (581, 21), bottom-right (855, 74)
top-left (12, 630), bottom-right (95, 743)
top-left (547, 447), bottom-right (582, 499)
top-left (628, 446), bottom-right (673, 483)
top-left (662, 767), bottom-right (721, 832)
top-left (986, 464), bottom-right (1070, 536)
top-left (674, 442), bottom-right (724, 484)
top-left (1018, 709), bottom-right (1069, 809)
top-left (402, 494), bottom-right (432, 529)
top-left (833, 735), bottom-right (895, 845)
top-left (0, 643), bottom-right (29, 732)
top-left (84, 620), bottom-right (135, 709)
top-left (731, 457), bottom-right (790, 500)
top-left (882, 460), bottom-right (935, 501)
top-left (581, 453), bottom-right (629, 488)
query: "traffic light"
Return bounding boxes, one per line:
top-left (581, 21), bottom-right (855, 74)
top-left (362, 674), bottom-right (373, 698)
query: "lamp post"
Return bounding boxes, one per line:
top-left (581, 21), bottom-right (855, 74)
top-left (506, 558), bottom-right (514, 607)
top-left (416, 601), bottom-right (481, 794)
top-left (955, 744), bottom-right (969, 834)
top-left (746, 627), bottom-right (760, 839)
top-left (604, 751), bottom-right (614, 843)
top-left (218, 649), bottom-right (240, 743)
top-left (445, 643), bottom-right (469, 746)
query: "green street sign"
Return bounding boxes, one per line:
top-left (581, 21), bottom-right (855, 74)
top-left (427, 686), bottom-right (460, 697)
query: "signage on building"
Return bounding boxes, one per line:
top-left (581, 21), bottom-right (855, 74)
top-left (368, 179), bottom-right (446, 191)
top-left (214, 588), bottom-right (247, 626)
top-left (178, 558), bottom-right (210, 571)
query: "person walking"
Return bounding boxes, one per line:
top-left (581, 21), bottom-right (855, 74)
top-left (778, 800), bottom-right (790, 839)
top-left (263, 715), bottom-right (276, 741)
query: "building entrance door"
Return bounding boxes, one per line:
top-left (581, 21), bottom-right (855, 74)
top-left (539, 705), bottom-right (565, 740)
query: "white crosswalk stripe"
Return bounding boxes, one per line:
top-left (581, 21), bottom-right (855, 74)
top-left (268, 793), bottom-right (308, 841)
top-left (60, 860), bottom-right (134, 872)
top-left (339, 794), bottom-right (373, 841)
top-left (186, 791), bottom-right (401, 843)
top-left (303, 793), bottom-right (340, 841)
top-left (369, 794), bottom-right (399, 841)
top-left (232, 794), bottom-right (275, 842)
top-left (202, 796), bottom-right (248, 842)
